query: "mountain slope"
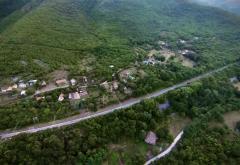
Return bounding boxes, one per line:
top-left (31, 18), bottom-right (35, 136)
top-left (190, 0), bottom-right (240, 15)
top-left (0, 0), bottom-right (240, 79)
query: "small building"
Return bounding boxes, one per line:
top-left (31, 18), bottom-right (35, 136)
top-left (109, 65), bottom-right (114, 68)
top-left (79, 90), bottom-right (88, 97)
top-left (58, 93), bottom-right (65, 102)
top-left (83, 76), bottom-right (88, 83)
top-left (159, 101), bottom-right (171, 111)
top-left (112, 81), bottom-right (119, 90)
top-left (100, 81), bottom-right (110, 90)
top-left (158, 41), bottom-right (167, 46)
top-left (28, 80), bottom-right (38, 86)
top-left (1, 87), bottom-right (8, 93)
top-left (145, 131), bottom-right (158, 145)
top-left (69, 92), bottom-right (80, 100)
top-left (36, 96), bottom-right (45, 101)
top-left (181, 50), bottom-right (195, 56)
top-left (179, 39), bottom-right (187, 44)
top-left (70, 79), bottom-right (77, 86)
top-left (12, 84), bottom-right (18, 89)
top-left (41, 81), bottom-right (47, 87)
top-left (18, 82), bottom-right (27, 89)
top-left (56, 79), bottom-right (68, 86)
top-left (124, 87), bottom-right (132, 95)
top-left (230, 77), bottom-right (238, 83)
top-left (20, 90), bottom-right (26, 96)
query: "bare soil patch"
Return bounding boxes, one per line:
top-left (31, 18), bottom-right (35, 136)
top-left (223, 111), bottom-right (240, 130)
top-left (178, 55), bottom-right (195, 68)
top-left (49, 70), bottom-right (69, 81)
top-left (159, 49), bottom-right (175, 61)
top-left (233, 82), bottom-right (240, 91)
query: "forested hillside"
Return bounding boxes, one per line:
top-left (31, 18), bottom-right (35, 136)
top-left (0, 0), bottom-right (240, 164)
top-left (0, 0), bottom-right (240, 79)
top-left (190, 0), bottom-right (240, 15)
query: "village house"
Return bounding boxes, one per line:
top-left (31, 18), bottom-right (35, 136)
top-left (41, 81), bottom-right (47, 87)
top-left (28, 80), bottom-right (38, 86)
top-left (20, 90), bottom-right (26, 96)
top-left (180, 50), bottom-right (195, 56)
top-left (83, 76), bottom-right (88, 83)
top-left (79, 90), bottom-right (88, 97)
top-left (124, 87), bottom-right (132, 95)
top-left (143, 57), bottom-right (157, 65)
top-left (69, 92), bottom-right (81, 100)
top-left (100, 81), bottom-right (111, 92)
top-left (230, 77), bottom-right (238, 83)
top-left (12, 84), bottom-right (18, 89)
top-left (112, 81), bottom-right (119, 90)
top-left (1, 86), bottom-right (11, 93)
top-left (0, 84), bottom-right (18, 93)
top-left (179, 39), bottom-right (187, 44)
top-left (158, 41), bottom-right (167, 46)
top-left (145, 131), bottom-right (158, 145)
top-left (70, 79), bottom-right (77, 86)
top-left (109, 65), bottom-right (114, 68)
top-left (18, 81), bottom-right (27, 89)
top-left (36, 96), bottom-right (45, 101)
top-left (58, 93), bottom-right (65, 102)
top-left (56, 79), bottom-right (68, 86)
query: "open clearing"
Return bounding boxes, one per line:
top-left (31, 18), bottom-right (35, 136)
top-left (168, 115), bottom-right (191, 137)
top-left (178, 55), bottom-right (196, 68)
top-left (49, 70), bottom-right (69, 81)
top-left (223, 111), bottom-right (240, 130)
top-left (159, 49), bottom-right (175, 61)
top-left (233, 82), bottom-right (240, 91)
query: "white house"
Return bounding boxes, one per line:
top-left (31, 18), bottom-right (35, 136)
top-left (70, 79), bottom-right (77, 86)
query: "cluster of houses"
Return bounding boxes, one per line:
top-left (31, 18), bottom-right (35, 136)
top-left (143, 56), bottom-right (159, 65)
top-left (34, 78), bottom-right (89, 102)
top-left (0, 79), bottom-right (40, 96)
top-left (100, 81), bottom-right (119, 93)
top-left (57, 88), bottom-right (88, 102)
top-left (143, 38), bottom-right (198, 66)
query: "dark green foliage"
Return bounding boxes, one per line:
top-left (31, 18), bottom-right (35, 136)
top-left (159, 122), bottom-right (240, 165)
top-left (0, 99), bottom-right (167, 164)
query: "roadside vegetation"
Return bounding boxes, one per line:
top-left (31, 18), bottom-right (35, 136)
top-left (0, 0), bottom-right (240, 164)
top-left (1, 0), bottom-right (240, 131)
top-left (1, 61), bottom-right (240, 164)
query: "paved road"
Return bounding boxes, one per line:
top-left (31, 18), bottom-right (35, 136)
top-left (0, 64), bottom-right (233, 139)
top-left (145, 131), bottom-right (184, 165)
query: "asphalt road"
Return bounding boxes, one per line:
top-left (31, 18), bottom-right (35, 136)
top-left (0, 64), bottom-right (233, 139)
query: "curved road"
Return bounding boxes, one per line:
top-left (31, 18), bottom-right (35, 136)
top-left (145, 131), bottom-right (184, 165)
top-left (0, 64), bottom-right (233, 139)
